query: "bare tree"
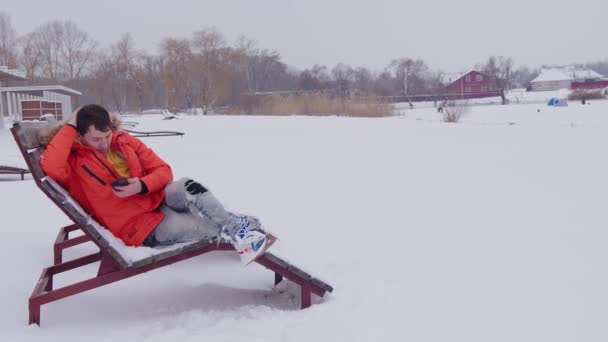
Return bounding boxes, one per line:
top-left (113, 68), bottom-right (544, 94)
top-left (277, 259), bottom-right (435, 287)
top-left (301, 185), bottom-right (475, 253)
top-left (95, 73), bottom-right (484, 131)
top-left (159, 38), bottom-right (192, 112)
top-left (352, 67), bottom-right (373, 96)
top-left (424, 71), bottom-right (444, 106)
top-left (29, 20), bottom-right (96, 81)
top-left (372, 70), bottom-right (399, 97)
top-left (0, 11), bottom-right (18, 68)
top-left (234, 36), bottom-right (260, 93)
top-left (18, 32), bottom-right (42, 80)
top-left (191, 28), bottom-right (226, 113)
top-left (106, 33), bottom-right (141, 112)
top-left (477, 56), bottom-right (514, 104)
top-left (331, 63), bottom-right (354, 97)
top-left (389, 58), bottom-right (429, 96)
top-left (511, 66), bottom-right (539, 89)
top-left (248, 49), bottom-right (287, 92)
top-left (140, 55), bottom-right (164, 110)
top-left (32, 21), bottom-right (63, 80)
top-left (83, 52), bottom-right (119, 111)
top-left (60, 21), bottom-right (97, 80)
top-left (297, 64), bottom-right (331, 93)
top-left (88, 53), bottom-right (114, 106)
top-left (129, 58), bottom-right (147, 113)
top-left (298, 69), bottom-right (321, 92)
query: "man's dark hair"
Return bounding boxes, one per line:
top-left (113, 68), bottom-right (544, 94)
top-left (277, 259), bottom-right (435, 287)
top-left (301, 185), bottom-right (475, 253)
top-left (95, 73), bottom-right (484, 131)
top-left (76, 104), bottom-right (111, 135)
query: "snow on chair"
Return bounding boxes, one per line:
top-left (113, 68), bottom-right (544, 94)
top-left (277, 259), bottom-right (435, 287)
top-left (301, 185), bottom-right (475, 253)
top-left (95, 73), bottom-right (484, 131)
top-left (11, 121), bottom-right (333, 326)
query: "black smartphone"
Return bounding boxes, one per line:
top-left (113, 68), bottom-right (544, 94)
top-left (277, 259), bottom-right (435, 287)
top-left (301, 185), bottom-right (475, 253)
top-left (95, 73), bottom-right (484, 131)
top-left (111, 178), bottom-right (129, 187)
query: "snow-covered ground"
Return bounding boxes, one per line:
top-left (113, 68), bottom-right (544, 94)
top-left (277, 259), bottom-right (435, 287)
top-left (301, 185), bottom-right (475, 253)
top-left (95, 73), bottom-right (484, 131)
top-left (395, 88), bottom-right (578, 110)
top-left (1, 101), bottom-right (608, 341)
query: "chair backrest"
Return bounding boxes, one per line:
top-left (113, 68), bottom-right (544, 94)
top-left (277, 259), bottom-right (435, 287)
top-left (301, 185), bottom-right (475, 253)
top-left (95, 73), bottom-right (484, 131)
top-left (11, 122), bottom-right (132, 269)
top-left (11, 122), bottom-right (207, 269)
top-left (12, 121), bottom-right (50, 150)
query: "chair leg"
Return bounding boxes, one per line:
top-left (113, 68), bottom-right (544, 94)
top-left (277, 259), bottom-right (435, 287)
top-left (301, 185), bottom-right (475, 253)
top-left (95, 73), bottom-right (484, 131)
top-left (29, 300), bottom-right (41, 326)
top-left (301, 283), bottom-right (311, 309)
top-left (274, 273), bottom-right (283, 286)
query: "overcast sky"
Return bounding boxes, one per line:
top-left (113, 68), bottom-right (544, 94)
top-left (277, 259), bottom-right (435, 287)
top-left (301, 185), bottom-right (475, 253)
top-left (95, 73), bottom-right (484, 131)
top-left (2, 0), bottom-right (606, 73)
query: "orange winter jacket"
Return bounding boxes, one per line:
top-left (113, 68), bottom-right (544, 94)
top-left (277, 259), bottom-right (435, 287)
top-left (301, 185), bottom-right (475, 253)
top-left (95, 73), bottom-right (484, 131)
top-left (40, 125), bottom-right (173, 246)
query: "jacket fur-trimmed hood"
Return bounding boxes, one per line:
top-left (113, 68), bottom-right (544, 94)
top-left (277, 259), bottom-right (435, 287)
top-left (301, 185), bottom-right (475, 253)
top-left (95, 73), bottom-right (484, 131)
top-left (38, 112), bottom-right (123, 146)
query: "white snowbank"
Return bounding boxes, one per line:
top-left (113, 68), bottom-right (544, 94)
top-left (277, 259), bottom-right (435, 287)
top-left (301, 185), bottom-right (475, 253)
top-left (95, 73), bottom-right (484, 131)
top-left (2, 101), bottom-right (608, 341)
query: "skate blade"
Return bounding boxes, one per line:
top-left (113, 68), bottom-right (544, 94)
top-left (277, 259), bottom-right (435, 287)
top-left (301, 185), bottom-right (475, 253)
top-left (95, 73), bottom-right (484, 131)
top-left (242, 234), bottom-right (278, 266)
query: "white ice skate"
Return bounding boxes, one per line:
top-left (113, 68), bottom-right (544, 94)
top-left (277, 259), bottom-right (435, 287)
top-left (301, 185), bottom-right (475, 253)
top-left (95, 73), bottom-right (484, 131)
top-left (232, 226), bottom-right (277, 265)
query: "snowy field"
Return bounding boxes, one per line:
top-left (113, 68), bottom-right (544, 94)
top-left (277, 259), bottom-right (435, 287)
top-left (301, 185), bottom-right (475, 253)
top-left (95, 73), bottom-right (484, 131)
top-left (394, 87), bottom-right (577, 110)
top-left (1, 100), bottom-right (608, 341)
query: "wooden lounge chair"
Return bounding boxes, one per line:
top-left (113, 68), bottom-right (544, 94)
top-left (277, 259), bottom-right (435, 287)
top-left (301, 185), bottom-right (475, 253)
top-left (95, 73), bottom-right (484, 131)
top-left (10, 122), bottom-right (333, 326)
top-left (0, 165), bottom-right (30, 180)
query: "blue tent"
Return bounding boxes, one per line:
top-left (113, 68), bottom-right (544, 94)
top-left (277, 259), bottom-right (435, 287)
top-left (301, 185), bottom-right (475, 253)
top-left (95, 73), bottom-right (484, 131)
top-left (547, 98), bottom-right (568, 107)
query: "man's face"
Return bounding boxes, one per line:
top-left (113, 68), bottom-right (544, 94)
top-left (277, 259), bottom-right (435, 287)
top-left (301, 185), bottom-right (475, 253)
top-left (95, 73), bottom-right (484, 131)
top-left (80, 125), bottom-right (112, 155)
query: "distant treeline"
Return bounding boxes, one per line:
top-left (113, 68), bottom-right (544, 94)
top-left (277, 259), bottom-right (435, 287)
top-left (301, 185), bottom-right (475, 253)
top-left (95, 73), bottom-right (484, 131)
top-left (1, 11), bottom-right (607, 113)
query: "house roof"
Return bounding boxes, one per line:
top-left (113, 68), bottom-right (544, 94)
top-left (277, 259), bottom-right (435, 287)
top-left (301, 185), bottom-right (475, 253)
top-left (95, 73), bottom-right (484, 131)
top-left (531, 68), bottom-right (573, 83)
top-left (532, 67), bottom-right (605, 83)
top-left (0, 85), bottom-right (82, 96)
top-left (440, 72), bottom-right (465, 85)
top-left (0, 66), bottom-right (27, 82)
top-left (569, 68), bottom-right (603, 80)
top-left (441, 70), bottom-right (489, 86)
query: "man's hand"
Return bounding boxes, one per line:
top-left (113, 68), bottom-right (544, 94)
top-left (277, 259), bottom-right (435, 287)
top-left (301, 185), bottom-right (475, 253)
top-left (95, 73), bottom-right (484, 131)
top-left (112, 178), bottom-right (143, 198)
top-left (67, 107), bottom-right (81, 127)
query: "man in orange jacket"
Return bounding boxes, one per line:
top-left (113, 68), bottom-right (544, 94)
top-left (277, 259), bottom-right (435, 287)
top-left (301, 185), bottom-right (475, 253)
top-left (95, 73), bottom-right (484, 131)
top-left (41, 104), bottom-right (275, 264)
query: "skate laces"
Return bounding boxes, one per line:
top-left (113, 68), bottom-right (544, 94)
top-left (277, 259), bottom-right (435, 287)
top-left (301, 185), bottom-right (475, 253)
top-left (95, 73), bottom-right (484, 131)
top-left (218, 225), bottom-right (233, 240)
top-left (229, 212), bottom-right (257, 231)
top-left (233, 226), bottom-right (266, 253)
top-left (228, 213), bottom-right (266, 253)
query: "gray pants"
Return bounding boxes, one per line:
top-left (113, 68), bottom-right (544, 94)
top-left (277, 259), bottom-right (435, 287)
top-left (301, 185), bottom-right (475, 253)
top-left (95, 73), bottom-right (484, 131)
top-left (143, 178), bottom-right (250, 246)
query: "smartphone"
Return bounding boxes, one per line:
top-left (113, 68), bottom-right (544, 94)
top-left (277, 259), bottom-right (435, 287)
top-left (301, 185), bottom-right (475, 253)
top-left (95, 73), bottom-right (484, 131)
top-left (111, 178), bottom-right (129, 188)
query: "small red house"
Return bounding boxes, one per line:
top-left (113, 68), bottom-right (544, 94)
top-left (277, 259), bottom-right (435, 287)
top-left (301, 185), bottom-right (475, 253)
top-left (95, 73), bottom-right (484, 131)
top-left (444, 71), bottom-right (501, 100)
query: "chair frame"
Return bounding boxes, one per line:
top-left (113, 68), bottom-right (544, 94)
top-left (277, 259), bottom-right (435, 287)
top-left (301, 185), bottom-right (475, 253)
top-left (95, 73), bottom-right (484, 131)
top-left (0, 165), bottom-right (30, 180)
top-left (10, 122), bottom-right (333, 326)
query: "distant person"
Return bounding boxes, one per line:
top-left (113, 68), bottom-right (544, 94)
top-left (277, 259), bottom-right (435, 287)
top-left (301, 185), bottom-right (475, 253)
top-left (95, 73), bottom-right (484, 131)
top-left (40, 104), bottom-right (275, 265)
top-left (437, 100), bottom-right (447, 113)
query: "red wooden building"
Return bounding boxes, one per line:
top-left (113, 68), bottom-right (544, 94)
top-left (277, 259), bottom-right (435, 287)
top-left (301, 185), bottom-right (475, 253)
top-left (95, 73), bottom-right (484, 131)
top-left (571, 80), bottom-right (608, 90)
top-left (444, 71), bottom-right (501, 100)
